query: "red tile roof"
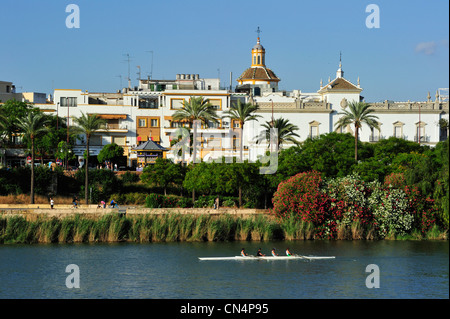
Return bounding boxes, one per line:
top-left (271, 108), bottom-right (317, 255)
top-left (237, 67), bottom-right (280, 82)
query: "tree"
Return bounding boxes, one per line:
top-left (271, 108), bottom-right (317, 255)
top-left (223, 100), bottom-right (262, 161)
top-left (97, 143), bottom-right (124, 168)
top-left (172, 96), bottom-right (219, 202)
top-left (141, 158), bottom-right (184, 195)
top-left (22, 114), bottom-right (69, 165)
top-left (71, 112), bottom-right (107, 204)
top-left (0, 100), bottom-right (36, 144)
top-left (223, 100), bottom-right (262, 206)
top-left (299, 132), bottom-right (366, 178)
top-left (334, 101), bottom-right (380, 162)
top-left (16, 112), bottom-right (51, 203)
top-left (261, 117), bottom-right (300, 150)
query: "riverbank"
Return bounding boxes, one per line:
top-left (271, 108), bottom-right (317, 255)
top-left (0, 212), bottom-right (447, 244)
top-left (0, 206), bottom-right (270, 220)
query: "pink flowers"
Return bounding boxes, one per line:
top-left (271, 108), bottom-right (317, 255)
top-left (273, 171), bottom-right (438, 239)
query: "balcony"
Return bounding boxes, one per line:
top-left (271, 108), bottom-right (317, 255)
top-left (369, 135), bottom-right (385, 142)
top-left (97, 123), bottom-right (128, 133)
top-left (414, 135), bottom-right (430, 143)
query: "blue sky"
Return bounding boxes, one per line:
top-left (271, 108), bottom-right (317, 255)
top-left (1, 0), bottom-right (448, 102)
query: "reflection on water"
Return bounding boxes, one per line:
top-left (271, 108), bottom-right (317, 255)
top-left (0, 240), bottom-right (448, 299)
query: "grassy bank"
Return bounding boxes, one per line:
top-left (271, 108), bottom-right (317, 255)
top-left (0, 213), bottom-right (446, 244)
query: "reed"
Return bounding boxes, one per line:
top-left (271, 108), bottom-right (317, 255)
top-left (280, 215), bottom-right (303, 240)
top-left (1, 213), bottom-right (445, 244)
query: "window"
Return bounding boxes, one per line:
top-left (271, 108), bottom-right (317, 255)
top-left (113, 136), bottom-right (126, 146)
top-left (310, 126), bottom-right (318, 138)
top-left (233, 121), bottom-right (240, 128)
top-left (138, 119), bottom-right (147, 127)
top-left (90, 135), bottom-right (102, 146)
top-left (171, 99), bottom-right (184, 110)
top-left (207, 120), bottom-right (220, 128)
top-left (139, 97), bottom-right (158, 109)
top-left (171, 121), bottom-right (188, 128)
top-left (415, 122), bottom-right (426, 142)
top-left (370, 126), bottom-right (381, 142)
top-left (393, 122), bottom-right (404, 138)
top-left (257, 55), bottom-right (261, 64)
top-left (60, 97), bottom-right (77, 107)
top-left (209, 99), bottom-right (221, 110)
top-left (309, 121), bottom-right (320, 139)
top-left (150, 119), bottom-right (158, 127)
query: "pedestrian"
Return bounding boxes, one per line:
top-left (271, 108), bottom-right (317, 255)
top-left (215, 196), bottom-right (219, 210)
top-left (50, 198), bottom-right (54, 209)
top-left (72, 196), bottom-right (78, 208)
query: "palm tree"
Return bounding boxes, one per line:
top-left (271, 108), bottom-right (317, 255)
top-left (172, 96), bottom-right (219, 203)
top-left (223, 100), bottom-right (261, 207)
top-left (71, 112), bottom-right (107, 204)
top-left (223, 99), bottom-right (262, 161)
top-left (172, 96), bottom-right (219, 163)
top-left (16, 112), bottom-right (51, 204)
top-left (334, 101), bottom-right (379, 162)
top-left (261, 117), bottom-right (300, 150)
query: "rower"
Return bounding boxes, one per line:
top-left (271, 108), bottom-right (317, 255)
top-left (241, 248), bottom-right (248, 257)
top-left (286, 248), bottom-right (294, 256)
top-left (271, 248), bottom-right (278, 256)
top-left (256, 248), bottom-right (265, 257)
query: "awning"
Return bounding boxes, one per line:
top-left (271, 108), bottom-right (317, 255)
top-left (91, 114), bottom-right (127, 119)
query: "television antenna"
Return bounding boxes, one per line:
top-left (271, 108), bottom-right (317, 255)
top-left (146, 50), bottom-right (154, 80)
top-left (122, 53), bottom-right (132, 89)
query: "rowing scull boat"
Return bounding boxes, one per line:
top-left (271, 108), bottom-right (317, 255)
top-left (198, 255), bottom-right (335, 261)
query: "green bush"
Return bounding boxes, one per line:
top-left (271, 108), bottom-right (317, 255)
top-left (145, 193), bottom-right (163, 208)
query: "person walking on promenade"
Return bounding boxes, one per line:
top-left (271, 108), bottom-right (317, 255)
top-left (50, 198), bottom-right (54, 209)
top-left (214, 196), bottom-right (219, 209)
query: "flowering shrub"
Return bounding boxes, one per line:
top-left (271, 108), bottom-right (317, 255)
top-left (402, 184), bottom-right (437, 235)
top-left (368, 183), bottom-right (413, 238)
top-left (272, 171), bottom-right (334, 238)
top-left (325, 174), bottom-right (374, 228)
top-left (384, 172), bottom-right (406, 189)
top-left (273, 171), bottom-right (438, 240)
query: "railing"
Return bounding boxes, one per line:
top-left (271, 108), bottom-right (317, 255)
top-left (369, 101), bottom-right (449, 111)
top-left (414, 135), bottom-right (430, 142)
top-left (105, 124), bottom-right (128, 130)
top-left (369, 135), bottom-right (385, 142)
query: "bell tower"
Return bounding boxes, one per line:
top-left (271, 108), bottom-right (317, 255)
top-left (251, 27), bottom-right (266, 67)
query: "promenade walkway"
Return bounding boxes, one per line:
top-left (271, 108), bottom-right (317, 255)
top-left (0, 204), bottom-right (271, 220)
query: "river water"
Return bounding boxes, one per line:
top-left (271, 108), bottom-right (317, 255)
top-left (0, 240), bottom-right (448, 299)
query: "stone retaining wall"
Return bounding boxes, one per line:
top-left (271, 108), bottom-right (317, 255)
top-left (0, 206), bottom-right (272, 221)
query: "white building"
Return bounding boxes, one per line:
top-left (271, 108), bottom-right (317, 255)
top-left (3, 33), bottom-right (448, 167)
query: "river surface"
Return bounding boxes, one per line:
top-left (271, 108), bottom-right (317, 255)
top-left (0, 240), bottom-right (448, 299)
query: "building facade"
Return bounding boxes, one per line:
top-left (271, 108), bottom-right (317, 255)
top-left (1, 34), bottom-right (448, 167)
